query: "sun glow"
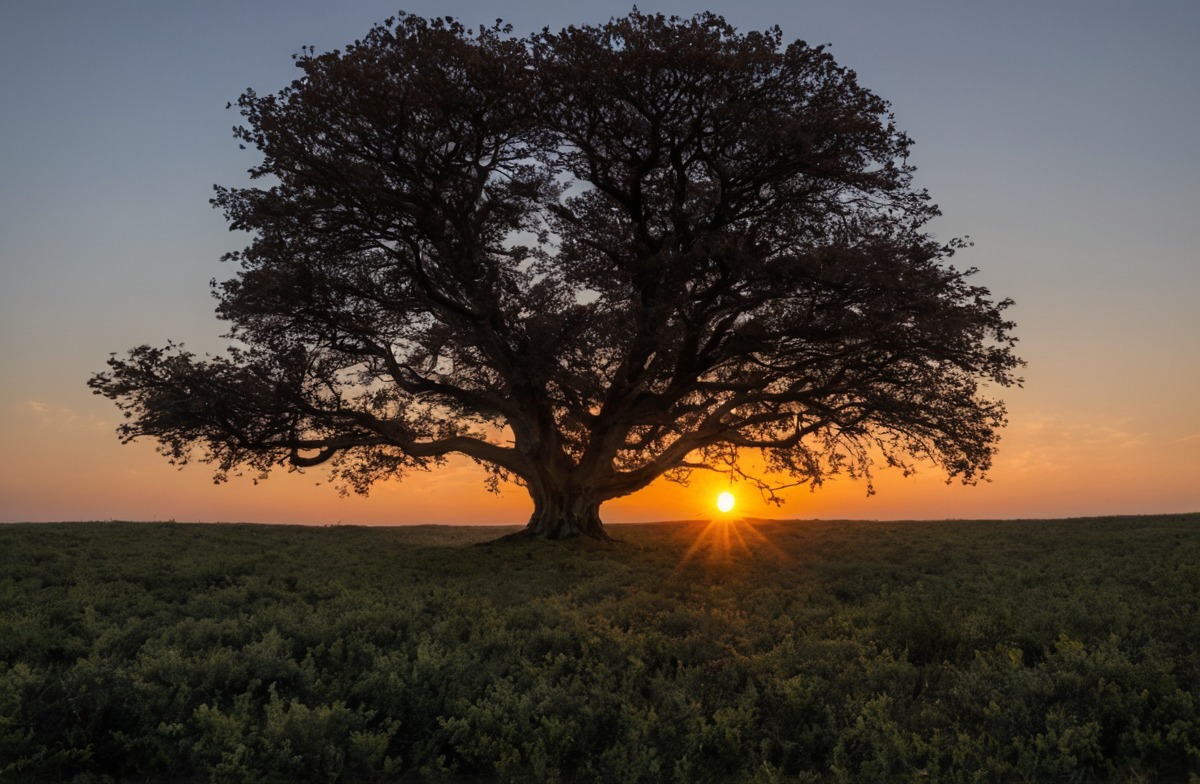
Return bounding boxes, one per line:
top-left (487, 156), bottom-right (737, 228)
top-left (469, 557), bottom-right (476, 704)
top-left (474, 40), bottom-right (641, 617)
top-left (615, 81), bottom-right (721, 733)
top-left (716, 491), bottom-right (735, 513)
top-left (677, 516), bottom-right (791, 569)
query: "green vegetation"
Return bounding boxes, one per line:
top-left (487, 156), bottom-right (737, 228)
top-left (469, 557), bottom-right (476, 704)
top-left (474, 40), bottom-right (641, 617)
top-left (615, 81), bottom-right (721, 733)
top-left (2, 514), bottom-right (1199, 783)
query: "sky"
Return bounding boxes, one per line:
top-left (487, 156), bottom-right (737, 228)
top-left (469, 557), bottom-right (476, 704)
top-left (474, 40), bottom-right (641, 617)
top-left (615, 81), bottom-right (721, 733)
top-left (1, 1), bottom-right (1197, 526)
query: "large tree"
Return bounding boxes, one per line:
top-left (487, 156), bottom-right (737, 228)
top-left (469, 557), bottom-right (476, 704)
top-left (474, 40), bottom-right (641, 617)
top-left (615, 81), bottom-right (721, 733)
top-left (90, 11), bottom-right (1022, 539)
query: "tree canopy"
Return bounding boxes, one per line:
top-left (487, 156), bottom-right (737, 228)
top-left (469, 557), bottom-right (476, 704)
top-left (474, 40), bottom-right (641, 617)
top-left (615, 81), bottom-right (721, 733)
top-left (90, 11), bottom-right (1022, 539)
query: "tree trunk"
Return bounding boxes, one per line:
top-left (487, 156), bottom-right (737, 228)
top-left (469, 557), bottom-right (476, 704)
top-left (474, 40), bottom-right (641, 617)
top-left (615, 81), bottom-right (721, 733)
top-left (523, 485), bottom-right (609, 540)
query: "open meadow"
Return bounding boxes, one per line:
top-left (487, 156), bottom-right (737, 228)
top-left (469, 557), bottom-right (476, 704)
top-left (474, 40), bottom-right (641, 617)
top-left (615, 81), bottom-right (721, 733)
top-left (2, 514), bottom-right (1199, 782)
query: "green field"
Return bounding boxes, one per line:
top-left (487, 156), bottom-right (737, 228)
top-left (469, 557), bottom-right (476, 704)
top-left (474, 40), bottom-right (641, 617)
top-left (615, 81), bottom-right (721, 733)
top-left (2, 515), bottom-right (1199, 783)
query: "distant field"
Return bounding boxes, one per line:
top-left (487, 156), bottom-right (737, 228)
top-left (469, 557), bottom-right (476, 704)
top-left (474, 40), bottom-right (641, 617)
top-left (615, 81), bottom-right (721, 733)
top-left (3, 514), bottom-right (1199, 782)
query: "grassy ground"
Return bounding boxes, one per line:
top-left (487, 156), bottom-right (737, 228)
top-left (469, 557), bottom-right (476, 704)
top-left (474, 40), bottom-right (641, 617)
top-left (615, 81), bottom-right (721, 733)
top-left (2, 514), bottom-right (1199, 782)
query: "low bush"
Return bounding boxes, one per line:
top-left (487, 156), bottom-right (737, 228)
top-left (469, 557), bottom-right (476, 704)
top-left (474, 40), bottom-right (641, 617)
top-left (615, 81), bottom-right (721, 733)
top-left (1, 514), bottom-right (1198, 782)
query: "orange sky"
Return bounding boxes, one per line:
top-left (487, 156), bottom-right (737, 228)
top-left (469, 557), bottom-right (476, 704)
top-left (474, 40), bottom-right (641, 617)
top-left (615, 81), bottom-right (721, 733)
top-left (2, 387), bottom-right (1196, 524)
top-left (2, 1), bottom-right (1197, 525)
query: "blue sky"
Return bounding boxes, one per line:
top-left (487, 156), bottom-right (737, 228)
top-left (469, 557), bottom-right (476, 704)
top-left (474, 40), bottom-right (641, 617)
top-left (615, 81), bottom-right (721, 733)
top-left (1, 1), bottom-right (1197, 523)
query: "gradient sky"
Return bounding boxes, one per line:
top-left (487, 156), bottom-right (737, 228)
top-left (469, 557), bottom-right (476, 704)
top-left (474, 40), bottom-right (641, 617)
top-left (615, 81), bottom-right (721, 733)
top-left (2, 1), bottom-right (1197, 525)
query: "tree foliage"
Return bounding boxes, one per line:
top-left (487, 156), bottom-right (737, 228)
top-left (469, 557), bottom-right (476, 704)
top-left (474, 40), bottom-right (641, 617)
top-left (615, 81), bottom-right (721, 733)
top-left (90, 11), bottom-right (1022, 538)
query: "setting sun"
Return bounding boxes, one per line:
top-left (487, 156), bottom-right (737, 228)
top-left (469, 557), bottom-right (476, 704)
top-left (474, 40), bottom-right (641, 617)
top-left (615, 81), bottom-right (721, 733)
top-left (716, 491), bottom-right (735, 513)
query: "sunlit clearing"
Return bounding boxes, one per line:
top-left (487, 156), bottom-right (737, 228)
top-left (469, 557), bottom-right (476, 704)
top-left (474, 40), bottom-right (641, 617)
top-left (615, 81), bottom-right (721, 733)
top-left (716, 491), bottom-right (735, 513)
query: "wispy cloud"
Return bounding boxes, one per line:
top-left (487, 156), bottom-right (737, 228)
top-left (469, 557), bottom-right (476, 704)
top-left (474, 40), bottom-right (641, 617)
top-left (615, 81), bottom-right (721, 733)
top-left (21, 400), bottom-right (109, 433)
top-left (999, 414), bottom-right (1148, 475)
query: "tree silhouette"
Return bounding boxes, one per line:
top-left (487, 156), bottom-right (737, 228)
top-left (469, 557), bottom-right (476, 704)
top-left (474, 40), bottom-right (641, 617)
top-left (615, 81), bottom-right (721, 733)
top-left (90, 12), bottom-right (1022, 539)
